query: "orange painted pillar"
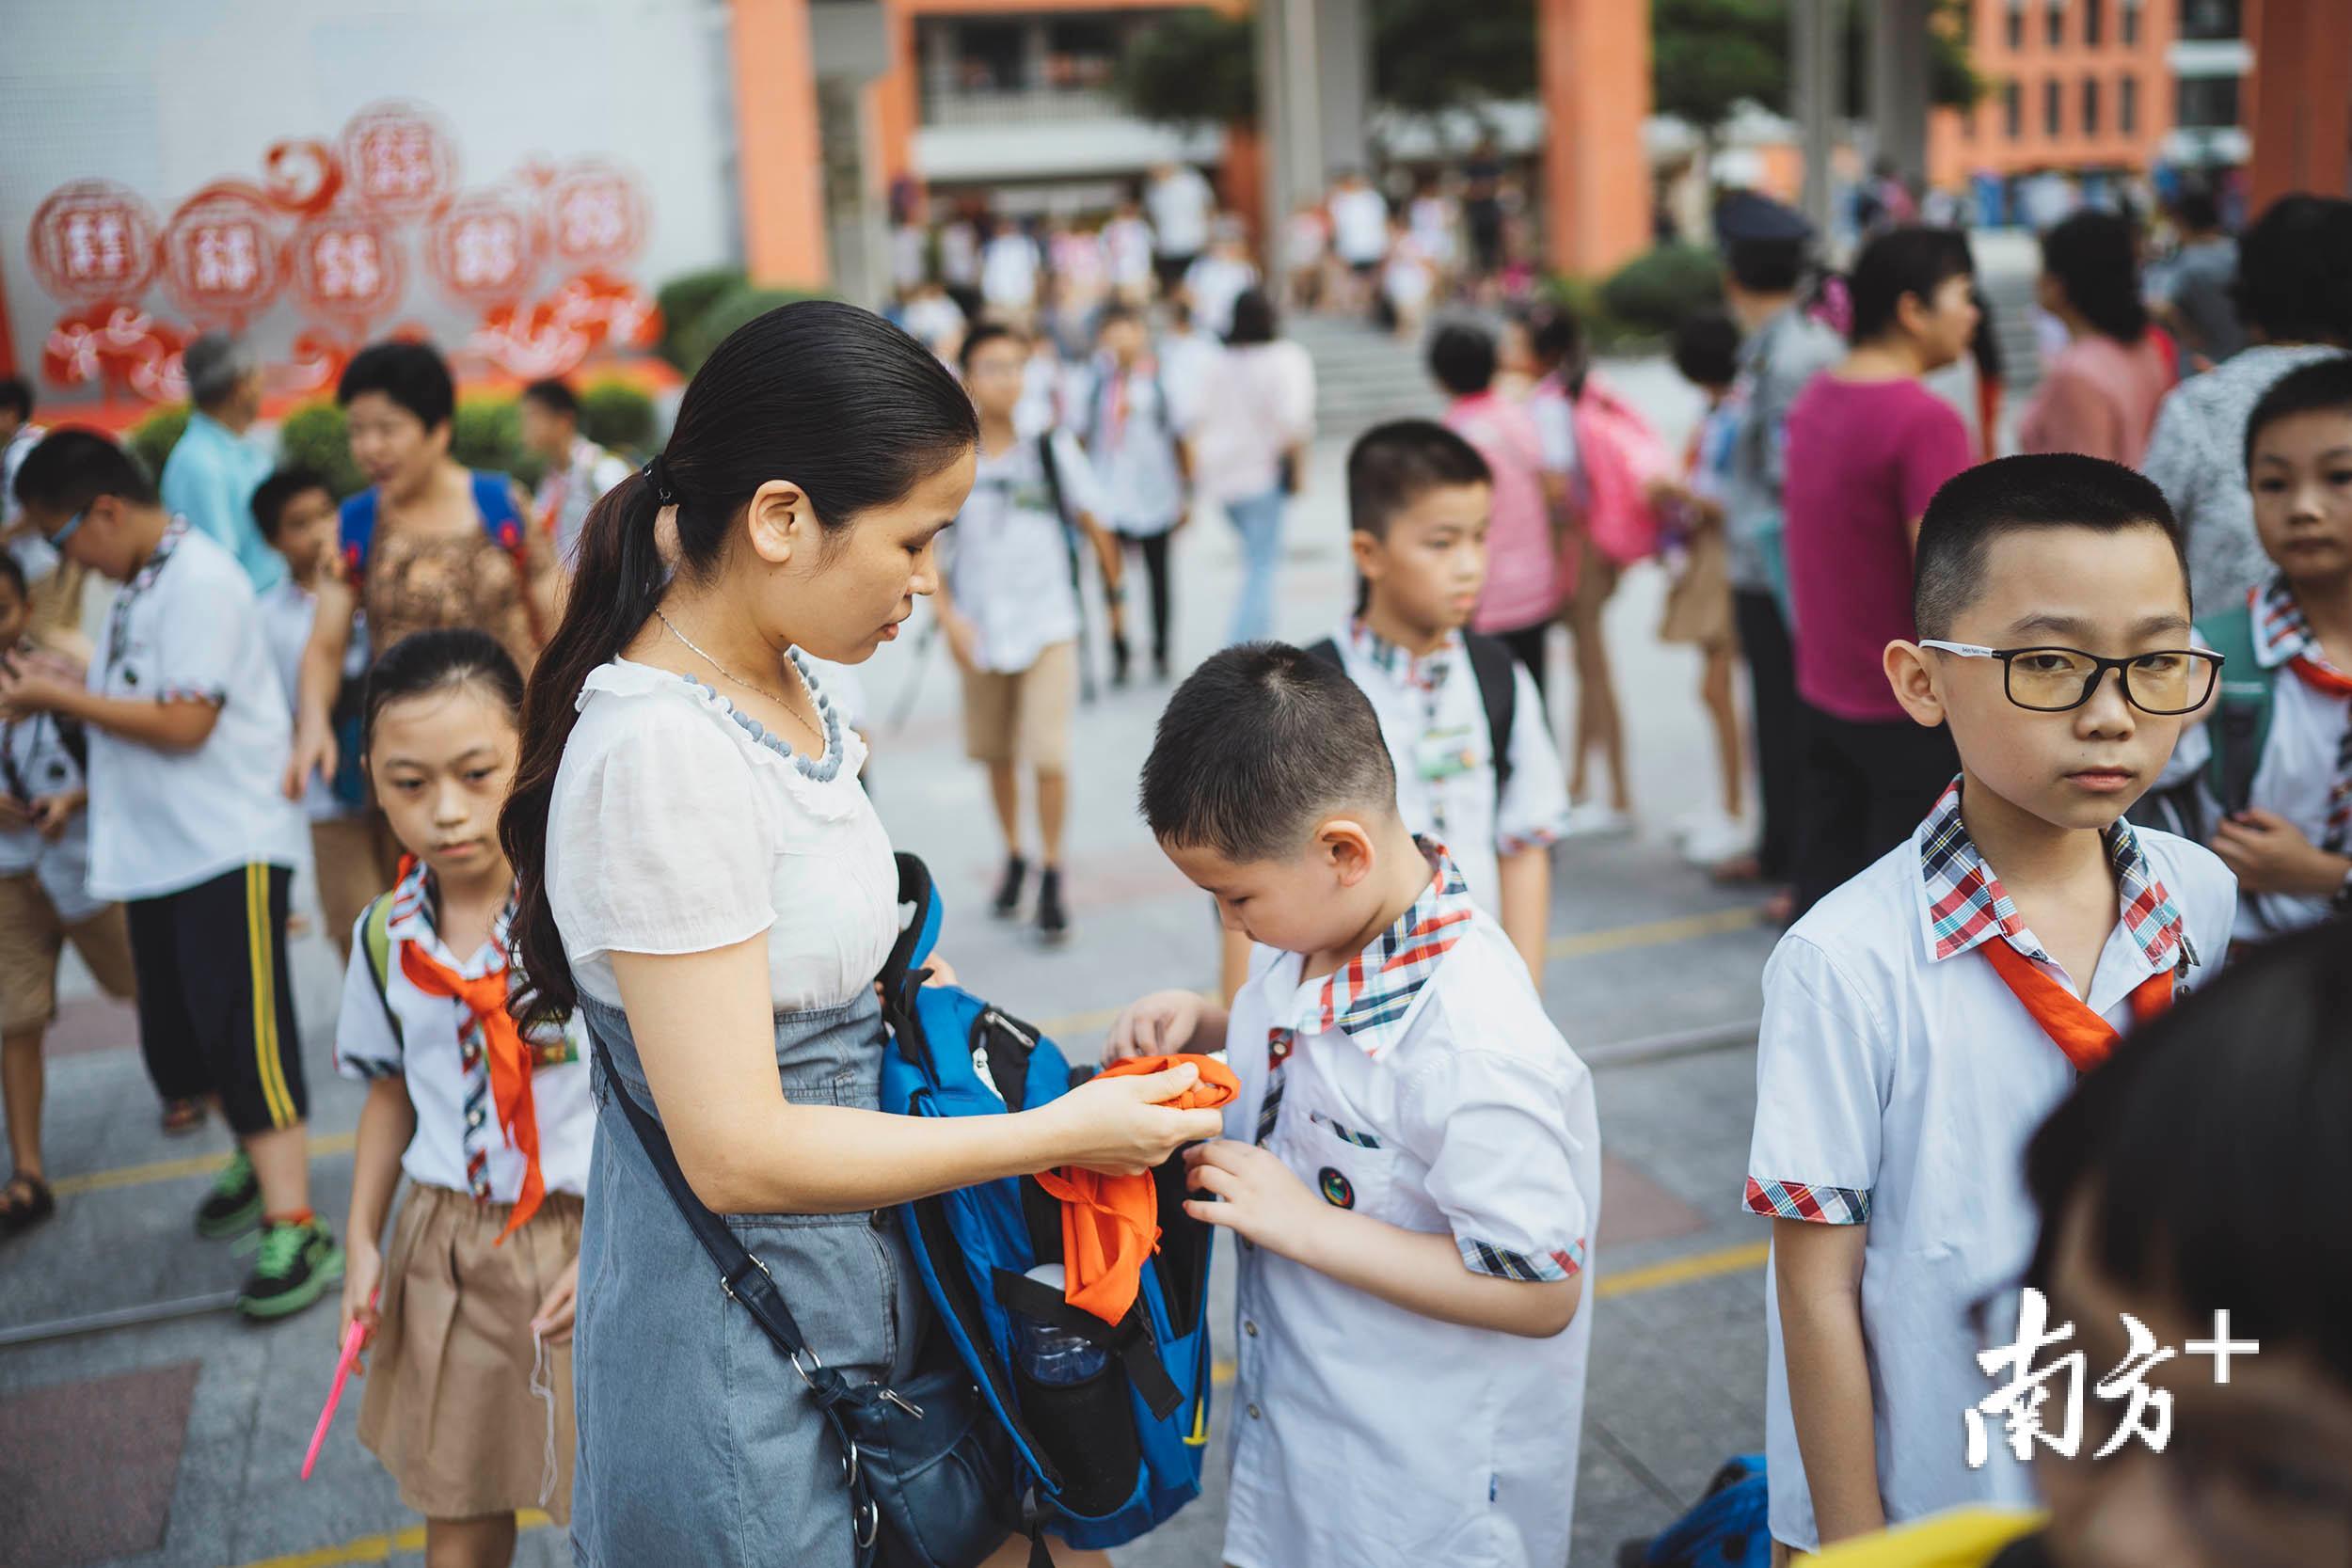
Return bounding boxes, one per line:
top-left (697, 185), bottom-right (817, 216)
top-left (731, 0), bottom-right (831, 288)
top-left (871, 1), bottom-right (921, 218)
top-left (2247, 0), bottom-right (2352, 210)
top-left (1538, 0), bottom-right (1654, 278)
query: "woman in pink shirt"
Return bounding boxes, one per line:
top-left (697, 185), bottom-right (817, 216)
top-left (1781, 227), bottom-right (1979, 913)
top-left (1430, 322), bottom-right (1565, 696)
top-left (2017, 211), bottom-right (2175, 467)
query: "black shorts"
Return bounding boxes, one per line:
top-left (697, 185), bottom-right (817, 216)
top-left (126, 863), bottom-right (305, 1136)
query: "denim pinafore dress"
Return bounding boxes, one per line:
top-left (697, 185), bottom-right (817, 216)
top-left (570, 988), bottom-right (928, 1567)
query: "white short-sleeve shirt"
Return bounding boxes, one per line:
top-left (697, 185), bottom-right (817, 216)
top-left (1743, 784), bottom-right (2235, 1551)
top-left (1073, 359), bottom-right (1189, 537)
top-left (548, 657), bottom-right (895, 1012)
top-left (1328, 619), bottom-right (1567, 918)
top-left (2167, 578), bottom-right (2351, 942)
top-left (86, 519), bottom-right (306, 901)
top-left (946, 435), bottom-right (1104, 674)
top-left (256, 577), bottom-right (366, 823)
top-left (333, 861), bottom-right (595, 1202)
top-left (1219, 849), bottom-right (1600, 1568)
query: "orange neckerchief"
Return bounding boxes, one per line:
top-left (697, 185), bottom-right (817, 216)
top-left (1033, 1053), bottom-right (1238, 1325)
top-left (2286, 654), bottom-right (2352, 700)
top-left (399, 942), bottom-right (545, 1243)
top-left (1980, 940), bottom-right (2173, 1073)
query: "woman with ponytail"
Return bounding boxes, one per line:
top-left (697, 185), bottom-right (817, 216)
top-left (501, 300), bottom-right (1222, 1567)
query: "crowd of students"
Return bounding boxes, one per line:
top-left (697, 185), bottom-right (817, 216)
top-left (0, 170), bottom-right (2348, 1568)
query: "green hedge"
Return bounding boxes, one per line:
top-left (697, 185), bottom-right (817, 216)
top-left (125, 404), bottom-right (190, 483)
top-left (655, 267), bottom-right (748, 372)
top-left (276, 403), bottom-right (368, 498)
top-left (675, 284), bottom-right (829, 375)
top-left (580, 380), bottom-right (658, 456)
top-left (1595, 243), bottom-right (1724, 338)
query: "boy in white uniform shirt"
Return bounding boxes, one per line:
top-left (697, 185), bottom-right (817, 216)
top-left (1110, 643), bottom-right (1598, 1568)
top-left (938, 324), bottom-right (1121, 945)
top-left (1745, 454), bottom-right (2236, 1557)
top-left (5, 430), bottom-right (334, 1320)
top-left (1216, 420), bottom-right (1566, 1002)
top-left (2150, 356), bottom-right (2352, 942)
top-left (1078, 305), bottom-right (1193, 687)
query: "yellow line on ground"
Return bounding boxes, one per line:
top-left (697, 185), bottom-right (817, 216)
top-left (1546, 904), bottom-right (1765, 961)
top-left (221, 1253), bottom-right (1768, 1567)
top-left (1596, 1240), bottom-right (1771, 1298)
top-left (50, 1132), bottom-right (358, 1198)
top-left (234, 1512), bottom-right (552, 1568)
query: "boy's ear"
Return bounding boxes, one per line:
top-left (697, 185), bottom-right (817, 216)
top-left (1883, 639), bottom-right (1949, 728)
top-left (1347, 530), bottom-right (1385, 586)
top-left (1315, 816), bottom-right (1378, 889)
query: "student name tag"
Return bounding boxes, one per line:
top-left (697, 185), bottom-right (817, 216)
top-left (1415, 726), bottom-right (1481, 784)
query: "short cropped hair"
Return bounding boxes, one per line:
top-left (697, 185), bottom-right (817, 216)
top-left (183, 331), bottom-right (254, 409)
top-left (1426, 322), bottom-right (1498, 397)
top-left (1140, 642), bottom-right (1399, 863)
top-left (1848, 226), bottom-right (1975, 344)
top-left (0, 377), bottom-right (31, 424)
top-left (250, 466), bottom-right (332, 543)
top-left (11, 427), bottom-right (156, 514)
top-left (1672, 310), bottom-right (1742, 388)
top-left (338, 341), bottom-right (455, 432)
top-left (1095, 302), bottom-right (1142, 334)
top-left (1913, 453), bottom-right (2185, 638)
top-left (520, 378), bottom-right (580, 420)
top-left (2023, 918), bottom-right (2352, 1390)
top-left (2243, 353), bottom-right (2352, 472)
top-left (958, 321), bottom-right (1025, 373)
top-left (2233, 195), bottom-right (2352, 348)
top-left (1346, 420), bottom-right (1490, 542)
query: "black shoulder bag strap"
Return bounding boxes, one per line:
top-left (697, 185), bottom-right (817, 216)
top-left (589, 1034), bottom-right (902, 1558)
top-left (1035, 435), bottom-right (1097, 705)
top-left (1462, 631), bottom-right (1519, 800)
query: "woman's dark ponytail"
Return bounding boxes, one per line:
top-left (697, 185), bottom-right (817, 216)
top-left (501, 299), bottom-right (977, 1027)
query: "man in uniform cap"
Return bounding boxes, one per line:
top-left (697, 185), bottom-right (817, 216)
top-left (1708, 190), bottom-right (1845, 920)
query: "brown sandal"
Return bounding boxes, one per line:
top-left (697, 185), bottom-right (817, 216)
top-left (0, 1172), bottom-right (55, 1235)
top-left (160, 1098), bottom-right (206, 1135)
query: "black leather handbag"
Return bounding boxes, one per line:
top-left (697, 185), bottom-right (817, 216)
top-left (594, 1035), bottom-right (1019, 1568)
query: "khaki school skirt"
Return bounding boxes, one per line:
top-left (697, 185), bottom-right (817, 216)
top-left (358, 1182), bottom-right (581, 1524)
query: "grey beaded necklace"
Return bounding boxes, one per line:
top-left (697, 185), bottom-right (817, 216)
top-left (654, 610), bottom-right (846, 783)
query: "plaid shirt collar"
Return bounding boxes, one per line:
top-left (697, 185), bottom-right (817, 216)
top-left (1915, 777), bottom-right (2195, 974)
top-left (2251, 575), bottom-right (2346, 674)
top-left (1346, 617), bottom-right (1459, 695)
top-left (386, 857), bottom-right (520, 977)
top-left (1277, 835), bottom-right (1477, 1059)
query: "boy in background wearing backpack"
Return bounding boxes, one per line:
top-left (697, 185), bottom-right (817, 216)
top-left (1111, 642), bottom-right (1598, 1568)
top-left (939, 323), bottom-right (1122, 945)
top-left (1218, 420), bottom-right (1567, 1000)
top-left (2152, 355), bottom-right (2352, 942)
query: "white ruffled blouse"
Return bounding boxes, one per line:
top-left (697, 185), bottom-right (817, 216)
top-left (546, 657), bottom-right (897, 1011)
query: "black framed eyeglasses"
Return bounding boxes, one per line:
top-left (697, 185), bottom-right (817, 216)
top-left (1918, 641), bottom-right (2224, 715)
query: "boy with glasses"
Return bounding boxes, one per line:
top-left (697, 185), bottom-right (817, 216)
top-left (1742, 453), bottom-right (2237, 1559)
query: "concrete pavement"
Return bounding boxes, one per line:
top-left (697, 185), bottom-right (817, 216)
top-left (0, 356), bottom-right (1787, 1568)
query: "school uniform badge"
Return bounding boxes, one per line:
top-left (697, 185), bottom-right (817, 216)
top-left (1317, 1166), bottom-right (1354, 1209)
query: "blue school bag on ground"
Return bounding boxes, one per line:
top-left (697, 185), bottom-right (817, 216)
top-left (877, 852), bottom-right (1215, 1556)
top-left (1626, 1453), bottom-right (1772, 1568)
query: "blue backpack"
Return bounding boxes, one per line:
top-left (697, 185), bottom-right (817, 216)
top-left (1636, 1453), bottom-right (1772, 1568)
top-left (877, 852), bottom-right (1215, 1554)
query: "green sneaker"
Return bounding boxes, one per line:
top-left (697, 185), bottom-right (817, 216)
top-left (236, 1216), bottom-right (342, 1322)
top-left (194, 1150), bottom-right (262, 1238)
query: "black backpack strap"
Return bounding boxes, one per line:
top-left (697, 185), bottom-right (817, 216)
top-left (1461, 632), bottom-right (1519, 800)
top-left (54, 714), bottom-right (87, 778)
